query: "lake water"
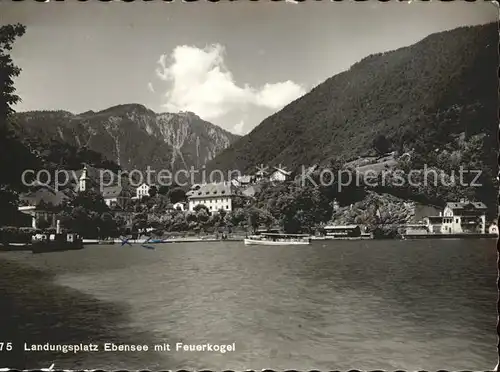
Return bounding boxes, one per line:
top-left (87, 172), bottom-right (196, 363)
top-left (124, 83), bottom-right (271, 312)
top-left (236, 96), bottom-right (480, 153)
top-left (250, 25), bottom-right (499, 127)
top-left (0, 239), bottom-right (497, 370)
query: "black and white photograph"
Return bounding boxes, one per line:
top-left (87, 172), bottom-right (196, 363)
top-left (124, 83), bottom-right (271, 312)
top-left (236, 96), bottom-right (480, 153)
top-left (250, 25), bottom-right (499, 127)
top-left (0, 0), bottom-right (498, 370)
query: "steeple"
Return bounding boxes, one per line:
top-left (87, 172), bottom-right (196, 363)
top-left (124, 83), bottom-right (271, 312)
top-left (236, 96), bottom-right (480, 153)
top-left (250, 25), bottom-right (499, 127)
top-left (79, 164), bottom-right (90, 192)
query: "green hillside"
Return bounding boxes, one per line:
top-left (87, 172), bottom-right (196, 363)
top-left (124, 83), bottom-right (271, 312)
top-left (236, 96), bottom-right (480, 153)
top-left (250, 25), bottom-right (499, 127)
top-left (209, 23), bottom-right (497, 173)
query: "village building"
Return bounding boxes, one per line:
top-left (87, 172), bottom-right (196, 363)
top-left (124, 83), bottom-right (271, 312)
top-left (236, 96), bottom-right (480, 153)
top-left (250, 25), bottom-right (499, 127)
top-left (423, 199), bottom-right (487, 234)
top-left (269, 166), bottom-right (292, 183)
top-left (76, 165), bottom-right (127, 208)
top-left (488, 222), bottom-right (499, 235)
top-left (75, 164), bottom-right (102, 192)
top-left (133, 183), bottom-right (153, 199)
top-left (102, 185), bottom-right (129, 209)
top-left (254, 169), bottom-right (268, 182)
top-left (323, 225), bottom-right (361, 238)
top-left (424, 217), bottom-right (444, 234)
top-left (252, 165), bottom-right (291, 183)
top-left (173, 202), bottom-right (186, 211)
top-left (78, 165), bottom-right (90, 192)
top-left (231, 175), bottom-right (255, 187)
top-left (17, 186), bottom-right (69, 229)
top-left (241, 184), bottom-right (262, 198)
top-left (401, 223), bottom-right (429, 236)
top-left (187, 182), bottom-right (233, 213)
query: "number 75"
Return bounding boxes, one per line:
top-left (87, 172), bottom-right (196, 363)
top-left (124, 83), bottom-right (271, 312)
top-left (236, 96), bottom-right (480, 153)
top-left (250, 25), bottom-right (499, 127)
top-left (0, 342), bottom-right (12, 351)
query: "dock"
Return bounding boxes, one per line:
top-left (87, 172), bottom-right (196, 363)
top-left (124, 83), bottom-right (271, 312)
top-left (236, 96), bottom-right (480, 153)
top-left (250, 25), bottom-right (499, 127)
top-left (401, 233), bottom-right (498, 240)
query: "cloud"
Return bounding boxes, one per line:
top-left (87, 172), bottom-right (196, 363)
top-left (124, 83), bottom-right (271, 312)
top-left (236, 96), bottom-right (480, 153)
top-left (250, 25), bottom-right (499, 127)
top-left (255, 81), bottom-right (305, 109)
top-left (155, 44), bottom-right (306, 120)
top-left (147, 82), bottom-right (155, 93)
top-left (232, 120), bottom-right (245, 135)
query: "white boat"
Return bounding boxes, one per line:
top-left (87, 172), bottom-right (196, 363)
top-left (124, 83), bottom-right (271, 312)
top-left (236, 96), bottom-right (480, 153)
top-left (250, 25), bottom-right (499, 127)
top-left (244, 233), bottom-right (311, 245)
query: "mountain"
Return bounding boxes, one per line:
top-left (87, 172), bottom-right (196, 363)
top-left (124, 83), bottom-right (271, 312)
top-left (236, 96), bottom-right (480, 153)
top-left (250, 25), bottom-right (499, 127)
top-left (12, 104), bottom-right (240, 172)
top-left (208, 23), bottom-right (498, 174)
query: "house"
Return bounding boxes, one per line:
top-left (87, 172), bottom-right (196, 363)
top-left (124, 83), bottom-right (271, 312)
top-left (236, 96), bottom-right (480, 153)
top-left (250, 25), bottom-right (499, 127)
top-left (18, 186), bottom-right (69, 229)
top-left (173, 202), bottom-right (186, 211)
top-left (186, 184), bottom-right (201, 198)
top-left (269, 166), bottom-right (291, 183)
top-left (424, 216), bottom-right (444, 234)
top-left (489, 223), bottom-right (499, 235)
top-left (412, 204), bottom-right (442, 223)
top-left (423, 199), bottom-right (487, 234)
top-left (135, 183), bottom-right (152, 199)
top-left (102, 185), bottom-right (128, 209)
top-left (403, 223), bottom-right (429, 235)
top-left (231, 175), bottom-right (254, 187)
top-left (187, 182), bottom-right (233, 213)
top-left (18, 205), bottom-right (56, 229)
top-left (241, 184), bottom-right (262, 198)
top-left (254, 169), bottom-right (268, 182)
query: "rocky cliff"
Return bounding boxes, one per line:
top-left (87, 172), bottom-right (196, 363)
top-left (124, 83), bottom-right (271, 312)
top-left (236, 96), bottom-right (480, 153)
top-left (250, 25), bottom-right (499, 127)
top-left (13, 104), bottom-right (239, 172)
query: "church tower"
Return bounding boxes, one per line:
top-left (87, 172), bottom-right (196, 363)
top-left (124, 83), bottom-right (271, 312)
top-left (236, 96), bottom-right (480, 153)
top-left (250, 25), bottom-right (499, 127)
top-left (79, 164), bottom-right (90, 192)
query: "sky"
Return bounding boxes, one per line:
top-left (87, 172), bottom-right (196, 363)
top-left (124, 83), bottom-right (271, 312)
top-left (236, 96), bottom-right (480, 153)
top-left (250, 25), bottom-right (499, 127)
top-left (1, 0), bottom-right (497, 135)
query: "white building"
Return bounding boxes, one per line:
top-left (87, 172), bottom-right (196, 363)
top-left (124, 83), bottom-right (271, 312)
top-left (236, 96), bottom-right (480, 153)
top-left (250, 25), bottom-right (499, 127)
top-left (173, 202), bottom-right (186, 211)
top-left (489, 223), bottom-right (499, 235)
top-left (231, 175), bottom-right (254, 187)
top-left (441, 200), bottom-right (487, 234)
top-left (78, 165), bottom-right (90, 192)
top-left (424, 199), bottom-right (487, 234)
top-left (269, 166), bottom-right (291, 183)
top-left (135, 183), bottom-right (152, 199)
top-left (187, 182), bottom-right (233, 213)
top-left (17, 186), bottom-right (68, 228)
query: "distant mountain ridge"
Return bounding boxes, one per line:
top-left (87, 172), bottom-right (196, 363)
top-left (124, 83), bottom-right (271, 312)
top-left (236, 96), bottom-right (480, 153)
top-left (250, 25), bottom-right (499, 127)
top-left (208, 22), bottom-right (498, 174)
top-left (12, 104), bottom-right (240, 172)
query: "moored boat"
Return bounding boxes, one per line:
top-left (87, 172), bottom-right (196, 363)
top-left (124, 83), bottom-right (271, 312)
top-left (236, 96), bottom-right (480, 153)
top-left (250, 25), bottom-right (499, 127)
top-left (31, 232), bottom-right (84, 253)
top-left (244, 233), bottom-right (311, 245)
top-left (147, 239), bottom-right (165, 244)
top-left (401, 232), bottom-right (498, 240)
top-left (98, 239), bottom-right (115, 245)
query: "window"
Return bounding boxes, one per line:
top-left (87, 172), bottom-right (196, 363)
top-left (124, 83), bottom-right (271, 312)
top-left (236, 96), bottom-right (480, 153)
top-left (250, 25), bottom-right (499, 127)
top-left (226, 205), bottom-right (229, 209)
top-left (455, 218), bottom-right (459, 223)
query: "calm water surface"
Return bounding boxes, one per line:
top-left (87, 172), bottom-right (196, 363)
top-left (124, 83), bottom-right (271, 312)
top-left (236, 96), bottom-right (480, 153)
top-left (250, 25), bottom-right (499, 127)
top-left (0, 239), bottom-right (496, 370)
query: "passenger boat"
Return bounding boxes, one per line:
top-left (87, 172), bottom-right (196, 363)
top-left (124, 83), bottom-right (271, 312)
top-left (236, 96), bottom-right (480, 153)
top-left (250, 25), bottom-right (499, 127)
top-left (31, 232), bottom-right (84, 253)
top-left (244, 233), bottom-right (311, 245)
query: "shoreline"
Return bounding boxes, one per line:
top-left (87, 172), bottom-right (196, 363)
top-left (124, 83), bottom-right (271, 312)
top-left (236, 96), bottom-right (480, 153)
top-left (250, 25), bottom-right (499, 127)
top-left (3, 233), bottom-right (497, 249)
top-left (83, 233), bottom-right (498, 245)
